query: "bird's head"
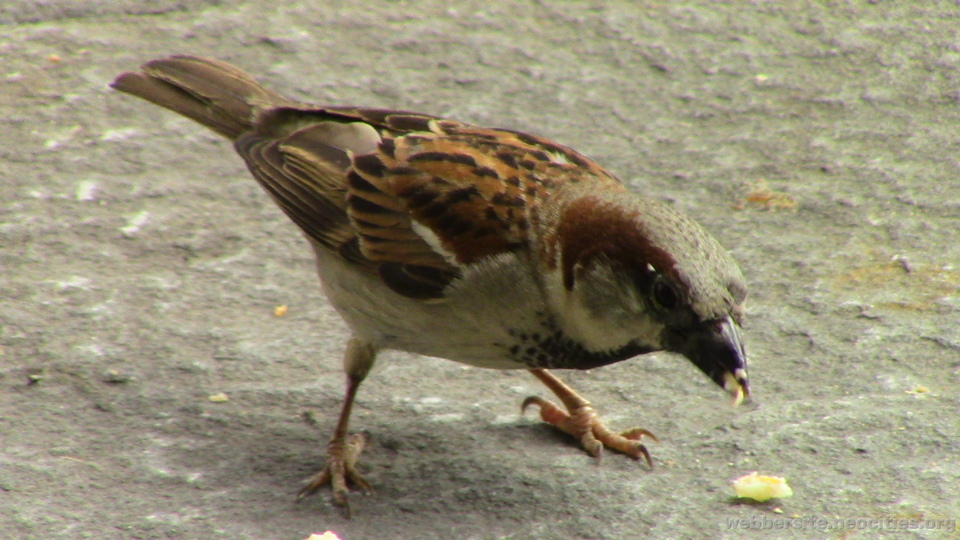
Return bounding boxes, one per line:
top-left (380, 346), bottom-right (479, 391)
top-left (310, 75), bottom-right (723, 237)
top-left (545, 190), bottom-right (750, 404)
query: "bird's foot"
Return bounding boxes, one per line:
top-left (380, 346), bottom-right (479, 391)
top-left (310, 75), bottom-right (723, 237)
top-left (296, 432), bottom-right (372, 518)
top-left (522, 396), bottom-right (658, 467)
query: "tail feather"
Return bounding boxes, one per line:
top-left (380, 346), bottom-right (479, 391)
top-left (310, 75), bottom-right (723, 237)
top-left (111, 55), bottom-right (368, 259)
top-left (111, 55), bottom-right (286, 139)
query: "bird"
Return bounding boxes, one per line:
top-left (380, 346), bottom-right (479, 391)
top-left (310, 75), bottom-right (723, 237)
top-left (111, 55), bottom-right (750, 517)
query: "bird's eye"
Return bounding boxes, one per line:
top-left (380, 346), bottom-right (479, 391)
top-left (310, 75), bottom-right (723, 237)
top-left (652, 278), bottom-right (679, 310)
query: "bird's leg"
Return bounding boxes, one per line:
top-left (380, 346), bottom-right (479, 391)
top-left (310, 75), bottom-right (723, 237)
top-left (522, 368), bottom-right (658, 467)
top-left (297, 338), bottom-right (378, 518)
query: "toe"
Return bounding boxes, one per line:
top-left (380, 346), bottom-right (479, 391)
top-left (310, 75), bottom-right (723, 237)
top-left (295, 432), bottom-right (372, 518)
top-left (620, 427), bottom-right (658, 443)
top-left (297, 468), bottom-right (332, 500)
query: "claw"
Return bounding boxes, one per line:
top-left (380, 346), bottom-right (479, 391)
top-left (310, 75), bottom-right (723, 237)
top-left (621, 427), bottom-right (659, 442)
top-left (296, 432), bottom-right (371, 518)
top-left (523, 393), bottom-right (656, 468)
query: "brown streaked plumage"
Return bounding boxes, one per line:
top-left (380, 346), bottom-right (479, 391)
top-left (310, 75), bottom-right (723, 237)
top-left (112, 55), bottom-right (750, 517)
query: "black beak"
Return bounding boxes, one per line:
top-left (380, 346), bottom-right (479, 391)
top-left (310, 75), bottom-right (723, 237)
top-left (665, 316), bottom-right (750, 405)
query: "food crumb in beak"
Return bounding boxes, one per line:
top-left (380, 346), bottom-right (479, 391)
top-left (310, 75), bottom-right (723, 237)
top-left (723, 372), bottom-right (746, 407)
top-left (732, 385), bottom-right (745, 407)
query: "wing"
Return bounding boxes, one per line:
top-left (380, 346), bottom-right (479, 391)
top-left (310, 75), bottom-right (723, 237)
top-left (232, 107), bottom-right (446, 263)
top-left (237, 109), bottom-right (624, 299)
top-left (116, 55), bottom-right (626, 299)
top-left (239, 107), bottom-right (628, 299)
top-left (343, 119), bottom-right (623, 298)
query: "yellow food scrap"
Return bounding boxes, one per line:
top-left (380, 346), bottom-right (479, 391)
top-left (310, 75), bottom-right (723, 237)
top-left (732, 472), bottom-right (793, 502)
top-left (208, 392), bottom-right (229, 403)
top-left (304, 533), bottom-right (342, 540)
top-left (274, 305), bottom-right (289, 317)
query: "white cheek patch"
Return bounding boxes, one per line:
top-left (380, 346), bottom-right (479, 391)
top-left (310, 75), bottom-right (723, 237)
top-left (621, 279), bottom-right (646, 313)
top-left (542, 261), bottom-right (663, 353)
top-left (564, 294), bottom-right (622, 350)
top-left (567, 283), bottom-right (659, 352)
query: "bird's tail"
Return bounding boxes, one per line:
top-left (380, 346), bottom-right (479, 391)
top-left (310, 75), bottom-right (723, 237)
top-left (111, 55), bottom-right (288, 140)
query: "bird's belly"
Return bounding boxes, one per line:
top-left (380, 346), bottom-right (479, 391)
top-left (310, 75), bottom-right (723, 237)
top-left (312, 248), bottom-right (541, 370)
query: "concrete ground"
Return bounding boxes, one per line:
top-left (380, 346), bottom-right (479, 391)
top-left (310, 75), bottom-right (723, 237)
top-left (1, 1), bottom-right (958, 539)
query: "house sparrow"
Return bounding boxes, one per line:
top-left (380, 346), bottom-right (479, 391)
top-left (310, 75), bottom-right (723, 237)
top-left (112, 56), bottom-right (749, 516)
